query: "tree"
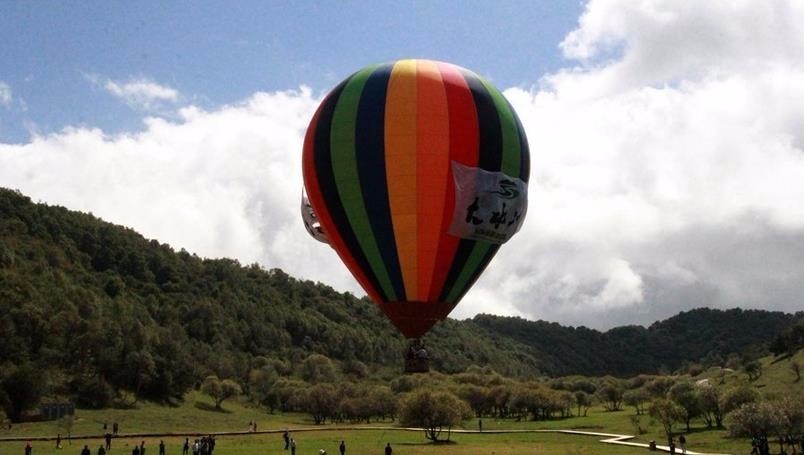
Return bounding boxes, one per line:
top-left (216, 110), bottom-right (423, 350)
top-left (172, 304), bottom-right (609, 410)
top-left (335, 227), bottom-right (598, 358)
top-left (488, 385), bottom-right (513, 418)
top-left (300, 354), bottom-right (337, 383)
top-left (720, 385), bottom-right (759, 414)
top-left (596, 381), bottom-right (624, 412)
top-left (248, 366), bottom-right (278, 411)
top-left (744, 360), bottom-right (762, 381)
top-left (574, 391), bottom-right (592, 417)
top-left (299, 383), bottom-right (339, 424)
top-left (697, 384), bottom-right (724, 428)
top-left (399, 390), bottom-right (470, 442)
top-left (457, 384), bottom-right (489, 417)
top-left (0, 363), bottom-right (45, 422)
top-left (623, 388), bottom-right (650, 415)
top-left (649, 398), bottom-right (684, 439)
top-left (201, 376), bottom-right (242, 410)
top-left (668, 382), bottom-right (701, 432)
top-left (729, 401), bottom-right (775, 440)
top-left (644, 376), bottom-right (675, 398)
top-left (366, 386), bottom-right (397, 422)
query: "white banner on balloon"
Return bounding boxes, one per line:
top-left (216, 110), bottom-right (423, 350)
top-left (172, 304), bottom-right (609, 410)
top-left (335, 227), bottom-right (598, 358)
top-left (447, 162), bottom-right (528, 244)
top-left (301, 189), bottom-right (330, 244)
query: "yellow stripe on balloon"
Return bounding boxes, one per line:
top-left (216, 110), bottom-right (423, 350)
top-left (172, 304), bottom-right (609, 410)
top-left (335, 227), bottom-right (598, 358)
top-left (384, 59), bottom-right (418, 300)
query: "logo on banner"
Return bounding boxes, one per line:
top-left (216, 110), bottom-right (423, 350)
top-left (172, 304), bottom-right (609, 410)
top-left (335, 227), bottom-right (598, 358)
top-left (448, 162), bottom-right (528, 244)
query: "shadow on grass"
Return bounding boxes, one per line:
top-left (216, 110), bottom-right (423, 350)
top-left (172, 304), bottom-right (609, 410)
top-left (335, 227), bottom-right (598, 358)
top-left (194, 402), bottom-right (232, 413)
top-left (398, 440), bottom-right (457, 446)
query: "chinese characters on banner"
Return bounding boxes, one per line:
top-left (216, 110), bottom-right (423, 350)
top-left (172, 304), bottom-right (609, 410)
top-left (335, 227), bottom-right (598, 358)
top-left (448, 162), bottom-right (528, 244)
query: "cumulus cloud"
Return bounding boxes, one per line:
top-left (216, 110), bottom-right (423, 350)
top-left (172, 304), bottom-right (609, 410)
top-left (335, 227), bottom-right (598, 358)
top-left (0, 81), bottom-right (11, 107)
top-left (450, 0), bottom-right (804, 327)
top-left (87, 74), bottom-right (180, 111)
top-left (3, 1), bottom-right (804, 329)
top-left (0, 87), bottom-right (360, 292)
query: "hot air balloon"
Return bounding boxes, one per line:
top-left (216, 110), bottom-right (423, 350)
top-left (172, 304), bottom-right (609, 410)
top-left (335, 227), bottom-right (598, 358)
top-left (302, 59), bottom-right (530, 372)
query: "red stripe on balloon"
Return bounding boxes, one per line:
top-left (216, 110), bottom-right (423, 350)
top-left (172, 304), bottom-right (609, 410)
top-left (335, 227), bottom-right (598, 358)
top-left (426, 62), bottom-right (481, 301)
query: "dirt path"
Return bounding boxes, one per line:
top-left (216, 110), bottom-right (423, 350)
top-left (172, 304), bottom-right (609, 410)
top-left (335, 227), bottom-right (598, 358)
top-left (0, 427), bottom-right (733, 455)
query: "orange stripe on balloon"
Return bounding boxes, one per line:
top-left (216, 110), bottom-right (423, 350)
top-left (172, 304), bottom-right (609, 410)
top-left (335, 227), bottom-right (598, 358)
top-left (427, 62), bottom-right (480, 301)
top-left (384, 59), bottom-right (419, 300)
top-left (415, 60), bottom-right (450, 301)
top-left (303, 98), bottom-right (383, 303)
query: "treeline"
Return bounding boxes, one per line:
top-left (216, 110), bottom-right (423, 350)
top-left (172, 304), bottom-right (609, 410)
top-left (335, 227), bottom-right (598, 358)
top-left (770, 318), bottom-right (804, 357)
top-left (217, 357), bottom-right (801, 446)
top-left (0, 187), bottom-right (801, 417)
top-left (470, 308), bottom-right (802, 376)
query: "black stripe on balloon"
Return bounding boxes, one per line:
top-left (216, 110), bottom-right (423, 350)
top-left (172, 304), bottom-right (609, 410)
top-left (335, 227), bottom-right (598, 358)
top-left (506, 98), bottom-right (531, 182)
top-left (354, 63), bottom-right (407, 302)
top-left (450, 244), bottom-right (501, 303)
top-left (438, 70), bottom-right (504, 302)
top-left (313, 78), bottom-right (388, 301)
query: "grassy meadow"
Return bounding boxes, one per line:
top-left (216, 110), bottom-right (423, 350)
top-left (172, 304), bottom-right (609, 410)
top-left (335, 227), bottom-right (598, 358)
top-left (2, 350), bottom-right (801, 455)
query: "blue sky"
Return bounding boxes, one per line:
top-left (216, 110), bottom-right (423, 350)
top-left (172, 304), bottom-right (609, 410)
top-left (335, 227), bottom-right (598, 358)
top-left (3, 1), bottom-right (804, 329)
top-left (0, 1), bottom-right (581, 143)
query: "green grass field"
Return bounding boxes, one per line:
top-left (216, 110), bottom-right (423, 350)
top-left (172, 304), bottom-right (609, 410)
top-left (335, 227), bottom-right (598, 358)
top-left (0, 391), bottom-right (744, 455)
top-left (2, 350), bottom-right (800, 455)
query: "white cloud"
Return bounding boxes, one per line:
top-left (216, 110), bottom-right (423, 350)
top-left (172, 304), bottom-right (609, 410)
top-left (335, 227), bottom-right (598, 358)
top-left (0, 81), bottom-right (11, 107)
top-left (0, 87), bottom-right (360, 292)
top-left (3, 1), bottom-right (804, 330)
top-left (89, 75), bottom-right (181, 111)
top-left (453, 0), bottom-right (804, 327)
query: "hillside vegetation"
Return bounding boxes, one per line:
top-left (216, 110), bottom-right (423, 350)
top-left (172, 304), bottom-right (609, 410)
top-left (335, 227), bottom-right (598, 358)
top-left (1, 187), bottom-right (801, 409)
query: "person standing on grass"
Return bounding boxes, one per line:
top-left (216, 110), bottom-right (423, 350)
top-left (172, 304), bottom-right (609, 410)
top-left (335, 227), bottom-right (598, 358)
top-left (113, 422), bottom-right (118, 435)
top-left (679, 434), bottom-right (686, 454)
top-left (182, 438), bottom-right (189, 455)
top-left (97, 445), bottom-right (106, 455)
top-left (105, 433), bottom-right (112, 451)
top-left (339, 440), bottom-right (345, 455)
top-left (81, 445), bottom-right (91, 455)
top-left (283, 430), bottom-right (290, 450)
top-left (290, 438), bottom-right (296, 455)
top-left (56, 433), bottom-right (62, 449)
top-left (159, 440), bottom-right (165, 455)
top-left (385, 442), bottom-right (392, 455)
top-left (25, 441), bottom-right (32, 455)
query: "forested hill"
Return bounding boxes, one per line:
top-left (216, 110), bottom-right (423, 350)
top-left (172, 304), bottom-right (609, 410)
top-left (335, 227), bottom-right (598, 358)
top-left (471, 307), bottom-right (801, 376)
top-left (0, 187), bottom-right (800, 401)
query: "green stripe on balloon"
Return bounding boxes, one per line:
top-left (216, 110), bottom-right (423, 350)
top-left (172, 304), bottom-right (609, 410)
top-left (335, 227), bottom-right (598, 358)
top-left (481, 78), bottom-right (522, 177)
top-left (330, 65), bottom-right (398, 301)
top-left (445, 79), bottom-right (524, 304)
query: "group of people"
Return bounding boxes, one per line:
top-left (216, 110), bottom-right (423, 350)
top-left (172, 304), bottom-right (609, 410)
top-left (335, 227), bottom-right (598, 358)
top-left (667, 434), bottom-right (687, 454)
top-left (21, 427), bottom-right (400, 455)
top-left (282, 430), bottom-right (296, 454)
top-left (184, 435), bottom-right (216, 455)
top-left (751, 434), bottom-right (802, 455)
top-left (283, 431), bottom-right (389, 455)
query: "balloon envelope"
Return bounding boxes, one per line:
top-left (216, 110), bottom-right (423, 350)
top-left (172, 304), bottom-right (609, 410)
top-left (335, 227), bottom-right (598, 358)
top-left (302, 59), bottom-right (530, 338)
